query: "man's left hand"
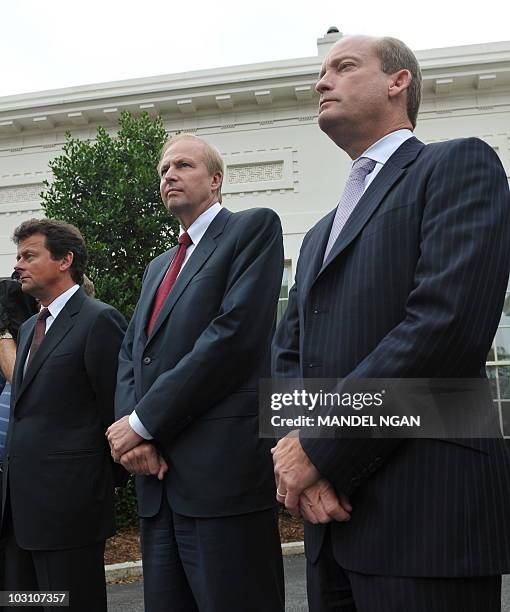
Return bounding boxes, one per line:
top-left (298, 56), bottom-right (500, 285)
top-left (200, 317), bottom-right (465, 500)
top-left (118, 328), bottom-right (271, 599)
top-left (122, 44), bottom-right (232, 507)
top-left (106, 415), bottom-right (143, 461)
top-left (272, 434), bottom-right (320, 517)
top-left (298, 479), bottom-right (352, 524)
top-left (119, 443), bottom-right (168, 480)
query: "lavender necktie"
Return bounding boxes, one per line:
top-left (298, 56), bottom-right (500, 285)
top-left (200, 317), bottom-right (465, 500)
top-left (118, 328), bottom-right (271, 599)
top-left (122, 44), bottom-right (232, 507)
top-left (323, 157), bottom-right (377, 262)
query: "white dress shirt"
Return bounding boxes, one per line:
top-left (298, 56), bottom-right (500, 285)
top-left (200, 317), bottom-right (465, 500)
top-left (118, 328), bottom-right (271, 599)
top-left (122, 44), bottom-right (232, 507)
top-left (24, 284), bottom-right (80, 372)
top-left (43, 284), bottom-right (81, 332)
top-left (129, 202), bottom-right (223, 439)
top-left (180, 202), bottom-right (222, 270)
top-left (357, 129), bottom-right (415, 193)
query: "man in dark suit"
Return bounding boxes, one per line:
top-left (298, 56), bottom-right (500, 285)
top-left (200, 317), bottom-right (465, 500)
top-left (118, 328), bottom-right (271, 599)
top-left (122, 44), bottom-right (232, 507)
top-left (0, 277), bottom-right (38, 593)
top-left (0, 372), bottom-right (7, 591)
top-left (1, 219), bottom-right (126, 611)
top-left (108, 134), bottom-right (285, 611)
top-left (272, 35), bottom-right (510, 611)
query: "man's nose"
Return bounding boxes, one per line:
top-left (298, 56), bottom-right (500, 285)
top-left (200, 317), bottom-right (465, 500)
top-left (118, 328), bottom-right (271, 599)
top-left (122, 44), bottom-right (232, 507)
top-left (315, 74), bottom-right (330, 94)
top-left (163, 167), bottom-right (176, 182)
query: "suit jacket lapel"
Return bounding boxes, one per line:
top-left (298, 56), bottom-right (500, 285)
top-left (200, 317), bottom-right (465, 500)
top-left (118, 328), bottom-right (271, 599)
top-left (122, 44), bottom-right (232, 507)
top-left (12, 317), bottom-right (35, 404)
top-left (146, 208), bottom-right (231, 343)
top-left (318, 137), bottom-right (425, 277)
top-left (15, 289), bottom-right (85, 403)
top-left (299, 210), bottom-right (335, 302)
top-left (137, 246), bottom-right (178, 340)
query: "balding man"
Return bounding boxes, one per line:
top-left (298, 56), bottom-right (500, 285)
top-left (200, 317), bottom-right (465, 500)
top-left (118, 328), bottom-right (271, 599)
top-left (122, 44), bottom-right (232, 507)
top-left (272, 35), bottom-right (510, 611)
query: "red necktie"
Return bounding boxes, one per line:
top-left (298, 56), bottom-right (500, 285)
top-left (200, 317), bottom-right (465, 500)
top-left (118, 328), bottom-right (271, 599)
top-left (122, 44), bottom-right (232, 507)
top-left (146, 232), bottom-right (192, 337)
top-left (27, 307), bottom-right (51, 367)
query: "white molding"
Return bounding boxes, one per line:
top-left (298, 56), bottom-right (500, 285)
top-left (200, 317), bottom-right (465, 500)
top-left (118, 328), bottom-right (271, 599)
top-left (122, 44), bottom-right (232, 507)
top-left (477, 74), bottom-right (497, 89)
top-left (434, 78), bottom-right (454, 95)
top-left (0, 120), bottom-right (21, 133)
top-left (67, 111), bottom-right (89, 125)
top-left (139, 103), bottom-right (158, 117)
top-left (223, 149), bottom-right (295, 195)
top-left (254, 90), bottom-right (273, 105)
top-left (215, 95), bottom-right (233, 110)
top-left (176, 99), bottom-right (196, 114)
top-left (0, 183), bottom-right (44, 206)
top-left (103, 108), bottom-right (120, 122)
top-left (32, 116), bottom-right (54, 129)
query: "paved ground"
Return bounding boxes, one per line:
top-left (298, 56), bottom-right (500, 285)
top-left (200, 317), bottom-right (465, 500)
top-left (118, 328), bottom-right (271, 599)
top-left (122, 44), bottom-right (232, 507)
top-left (108, 557), bottom-right (510, 611)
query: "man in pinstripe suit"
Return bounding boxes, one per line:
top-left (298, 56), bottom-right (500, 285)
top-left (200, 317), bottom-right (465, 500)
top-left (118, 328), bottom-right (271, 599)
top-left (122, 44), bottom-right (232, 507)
top-left (272, 35), bottom-right (510, 611)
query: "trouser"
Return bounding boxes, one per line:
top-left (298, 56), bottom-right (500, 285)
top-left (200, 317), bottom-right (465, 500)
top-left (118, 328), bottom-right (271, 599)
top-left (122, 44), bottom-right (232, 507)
top-left (3, 499), bottom-right (107, 612)
top-left (307, 531), bottom-right (502, 612)
top-left (140, 495), bottom-right (285, 612)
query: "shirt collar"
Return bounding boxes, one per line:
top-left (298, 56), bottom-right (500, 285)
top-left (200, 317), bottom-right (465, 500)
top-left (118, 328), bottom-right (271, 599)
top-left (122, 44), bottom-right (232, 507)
top-left (180, 202), bottom-right (222, 246)
top-left (355, 129), bottom-right (414, 166)
top-left (46, 284), bottom-right (80, 320)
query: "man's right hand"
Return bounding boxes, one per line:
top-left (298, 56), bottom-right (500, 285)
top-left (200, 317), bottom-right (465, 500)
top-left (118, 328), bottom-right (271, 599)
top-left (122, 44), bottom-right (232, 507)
top-left (298, 479), bottom-right (352, 524)
top-left (119, 442), bottom-right (168, 480)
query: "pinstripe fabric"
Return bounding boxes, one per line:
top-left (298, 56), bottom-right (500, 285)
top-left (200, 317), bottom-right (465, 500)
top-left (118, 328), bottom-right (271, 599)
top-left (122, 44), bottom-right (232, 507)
top-left (272, 137), bottom-right (510, 578)
top-left (306, 532), bottom-right (502, 611)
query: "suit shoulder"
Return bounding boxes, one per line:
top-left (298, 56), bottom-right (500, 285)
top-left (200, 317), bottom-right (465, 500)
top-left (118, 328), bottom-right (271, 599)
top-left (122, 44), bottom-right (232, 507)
top-left (149, 249), bottom-right (173, 267)
top-left (230, 207), bottom-right (281, 232)
top-left (424, 137), bottom-right (501, 161)
top-left (83, 296), bottom-right (126, 325)
top-left (141, 249), bottom-right (173, 280)
top-left (420, 137), bottom-right (507, 181)
top-left (82, 295), bottom-right (113, 313)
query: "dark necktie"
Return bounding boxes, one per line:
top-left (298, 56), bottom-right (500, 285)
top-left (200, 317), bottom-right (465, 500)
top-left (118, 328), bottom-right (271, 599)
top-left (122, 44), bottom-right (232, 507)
top-left (146, 232), bottom-right (193, 337)
top-left (27, 307), bottom-right (51, 367)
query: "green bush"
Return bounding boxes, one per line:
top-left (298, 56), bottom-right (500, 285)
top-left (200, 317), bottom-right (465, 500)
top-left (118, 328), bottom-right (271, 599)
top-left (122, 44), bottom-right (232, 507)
top-left (115, 476), bottom-right (139, 530)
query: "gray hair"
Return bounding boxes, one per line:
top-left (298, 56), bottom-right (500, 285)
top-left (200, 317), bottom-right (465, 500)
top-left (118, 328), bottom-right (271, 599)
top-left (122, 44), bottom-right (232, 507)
top-left (374, 37), bottom-right (422, 128)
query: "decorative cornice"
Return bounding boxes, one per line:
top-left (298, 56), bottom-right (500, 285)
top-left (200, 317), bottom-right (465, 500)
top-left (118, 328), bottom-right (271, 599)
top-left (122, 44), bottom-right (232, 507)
top-left (0, 40), bottom-right (510, 136)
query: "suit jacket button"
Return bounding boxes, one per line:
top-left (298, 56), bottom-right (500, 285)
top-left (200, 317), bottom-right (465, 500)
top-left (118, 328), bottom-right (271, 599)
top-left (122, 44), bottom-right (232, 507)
top-left (143, 357), bottom-right (152, 365)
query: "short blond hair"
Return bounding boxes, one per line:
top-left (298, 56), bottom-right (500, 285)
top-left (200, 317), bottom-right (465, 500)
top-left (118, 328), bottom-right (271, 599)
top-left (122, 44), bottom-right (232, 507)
top-left (158, 134), bottom-right (224, 203)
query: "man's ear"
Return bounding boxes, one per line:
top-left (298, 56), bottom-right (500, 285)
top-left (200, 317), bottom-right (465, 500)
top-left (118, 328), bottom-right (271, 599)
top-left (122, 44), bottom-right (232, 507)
top-left (388, 69), bottom-right (412, 99)
top-left (211, 171), bottom-right (223, 193)
top-left (59, 251), bottom-right (74, 273)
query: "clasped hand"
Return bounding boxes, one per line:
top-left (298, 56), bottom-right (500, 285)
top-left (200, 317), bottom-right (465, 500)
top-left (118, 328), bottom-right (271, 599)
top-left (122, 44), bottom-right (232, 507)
top-left (106, 416), bottom-right (168, 480)
top-left (272, 435), bottom-right (352, 524)
top-left (117, 442), bottom-right (168, 480)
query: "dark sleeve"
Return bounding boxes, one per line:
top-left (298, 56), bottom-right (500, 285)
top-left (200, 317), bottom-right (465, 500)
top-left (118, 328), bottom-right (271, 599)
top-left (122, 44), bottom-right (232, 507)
top-left (272, 281), bottom-right (301, 379)
top-left (135, 209), bottom-right (284, 445)
top-left (114, 265), bottom-right (150, 420)
top-left (301, 138), bottom-right (510, 493)
top-left (272, 229), bottom-right (316, 379)
top-left (114, 302), bottom-right (140, 420)
top-left (85, 307), bottom-right (127, 430)
top-left (85, 306), bottom-right (128, 487)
